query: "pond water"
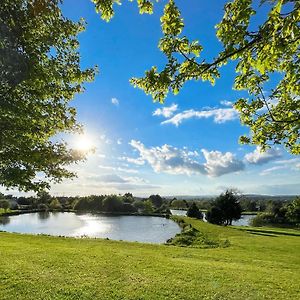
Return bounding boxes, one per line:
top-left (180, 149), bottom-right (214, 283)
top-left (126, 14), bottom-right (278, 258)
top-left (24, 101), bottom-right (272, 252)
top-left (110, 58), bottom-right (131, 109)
top-left (0, 212), bottom-right (181, 244)
top-left (170, 209), bottom-right (255, 226)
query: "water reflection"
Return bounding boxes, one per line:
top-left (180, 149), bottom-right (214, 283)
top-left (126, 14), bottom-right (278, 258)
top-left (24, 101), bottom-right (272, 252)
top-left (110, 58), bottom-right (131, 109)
top-left (0, 216), bottom-right (10, 226)
top-left (0, 212), bottom-right (180, 244)
top-left (38, 211), bottom-right (50, 222)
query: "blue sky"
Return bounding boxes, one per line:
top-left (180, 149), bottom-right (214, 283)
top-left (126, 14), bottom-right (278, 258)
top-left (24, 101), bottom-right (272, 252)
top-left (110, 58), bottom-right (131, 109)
top-left (5, 0), bottom-right (300, 197)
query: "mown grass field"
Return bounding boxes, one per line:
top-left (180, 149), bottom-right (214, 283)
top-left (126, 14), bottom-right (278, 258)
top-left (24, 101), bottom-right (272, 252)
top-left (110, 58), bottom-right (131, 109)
top-left (0, 217), bottom-right (299, 299)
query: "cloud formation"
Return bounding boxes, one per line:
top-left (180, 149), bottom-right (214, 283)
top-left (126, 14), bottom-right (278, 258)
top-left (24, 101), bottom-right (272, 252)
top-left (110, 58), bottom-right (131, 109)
top-left (161, 108), bottom-right (239, 126)
top-left (259, 166), bottom-right (287, 176)
top-left (220, 100), bottom-right (233, 107)
top-left (111, 97), bottom-right (119, 106)
top-left (128, 140), bottom-right (244, 177)
top-left (119, 156), bottom-right (145, 166)
top-left (98, 165), bottom-right (139, 174)
top-left (153, 103), bottom-right (178, 118)
top-left (202, 149), bottom-right (245, 177)
top-left (245, 147), bottom-right (282, 165)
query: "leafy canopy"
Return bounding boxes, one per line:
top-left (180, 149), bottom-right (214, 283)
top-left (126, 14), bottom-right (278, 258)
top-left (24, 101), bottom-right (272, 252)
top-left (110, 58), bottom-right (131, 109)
top-left (0, 0), bottom-right (96, 192)
top-left (206, 190), bottom-right (242, 226)
top-left (96, 0), bottom-right (300, 154)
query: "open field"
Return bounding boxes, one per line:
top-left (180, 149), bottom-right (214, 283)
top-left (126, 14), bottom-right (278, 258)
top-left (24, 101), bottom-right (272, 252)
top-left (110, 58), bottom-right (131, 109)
top-left (0, 218), bottom-right (299, 299)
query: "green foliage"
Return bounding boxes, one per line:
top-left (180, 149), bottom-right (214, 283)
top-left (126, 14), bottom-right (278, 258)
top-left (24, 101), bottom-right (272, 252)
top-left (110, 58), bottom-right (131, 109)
top-left (49, 198), bottom-right (62, 210)
top-left (168, 218), bottom-right (229, 248)
top-left (102, 195), bottom-right (123, 212)
top-left (73, 195), bottom-right (104, 211)
top-left (122, 0), bottom-right (300, 153)
top-left (148, 194), bottom-right (163, 208)
top-left (0, 199), bottom-right (10, 211)
top-left (92, 0), bottom-right (157, 22)
top-left (286, 197), bottom-right (300, 224)
top-left (206, 190), bottom-right (242, 225)
top-left (170, 199), bottom-right (188, 209)
top-left (186, 202), bottom-right (203, 219)
top-left (143, 199), bottom-right (154, 213)
top-left (250, 212), bottom-right (275, 227)
top-left (37, 191), bottom-right (51, 204)
top-left (251, 197), bottom-right (300, 226)
top-left (0, 0), bottom-right (96, 192)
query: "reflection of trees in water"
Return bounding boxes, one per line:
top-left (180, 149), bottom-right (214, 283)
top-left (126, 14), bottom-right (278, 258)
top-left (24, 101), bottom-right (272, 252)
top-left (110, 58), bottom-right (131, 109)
top-left (38, 211), bottom-right (50, 222)
top-left (0, 216), bottom-right (10, 226)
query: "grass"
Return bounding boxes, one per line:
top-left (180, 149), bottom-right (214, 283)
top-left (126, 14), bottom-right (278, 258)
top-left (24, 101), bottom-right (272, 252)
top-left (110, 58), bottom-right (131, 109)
top-left (0, 217), bottom-right (299, 299)
top-left (0, 208), bottom-right (11, 215)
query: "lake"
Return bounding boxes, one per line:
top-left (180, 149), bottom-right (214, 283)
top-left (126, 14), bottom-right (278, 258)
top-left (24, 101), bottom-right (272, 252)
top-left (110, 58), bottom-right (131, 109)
top-left (0, 212), bottom-right (181, 244)
top-left (170, 209), bottom-right (255, 226)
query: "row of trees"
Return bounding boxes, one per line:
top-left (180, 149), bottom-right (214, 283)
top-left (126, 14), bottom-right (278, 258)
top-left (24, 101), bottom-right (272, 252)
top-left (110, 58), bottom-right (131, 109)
top-left (251, 197), bottom-right (300, 226)
top-left (2, 190), bottom-right (299, 226)
top-left (1, 192), bottom-right (170, 215)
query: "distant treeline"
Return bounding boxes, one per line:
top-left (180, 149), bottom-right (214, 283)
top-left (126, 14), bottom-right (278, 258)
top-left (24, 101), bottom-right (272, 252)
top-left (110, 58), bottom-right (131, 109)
top-left (0, 192), bottom-right (170, 215)
top-left (0, 192), bottom-right (299, 227)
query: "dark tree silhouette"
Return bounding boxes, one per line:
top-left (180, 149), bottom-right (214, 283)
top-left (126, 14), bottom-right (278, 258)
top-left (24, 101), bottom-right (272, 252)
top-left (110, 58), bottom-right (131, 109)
top-left (187, 202), bottom-right (203, 219)
top-left (206, 190), bottom-right (242, 226)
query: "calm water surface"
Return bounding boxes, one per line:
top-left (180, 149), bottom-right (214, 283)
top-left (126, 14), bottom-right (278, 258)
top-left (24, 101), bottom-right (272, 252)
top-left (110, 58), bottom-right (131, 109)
top-left (0, 212), bottom-right (181, 244)
top-left (170, 209), bottom-right (255, 226)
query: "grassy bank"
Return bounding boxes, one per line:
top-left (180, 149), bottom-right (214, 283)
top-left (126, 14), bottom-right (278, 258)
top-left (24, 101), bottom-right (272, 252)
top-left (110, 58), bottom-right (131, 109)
top-left (0, 218), bottom-right (299, 299)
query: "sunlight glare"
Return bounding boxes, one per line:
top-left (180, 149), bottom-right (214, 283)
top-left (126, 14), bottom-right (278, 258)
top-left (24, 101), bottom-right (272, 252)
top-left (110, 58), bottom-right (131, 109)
top-left (74, 134), bottom-right (95, 152)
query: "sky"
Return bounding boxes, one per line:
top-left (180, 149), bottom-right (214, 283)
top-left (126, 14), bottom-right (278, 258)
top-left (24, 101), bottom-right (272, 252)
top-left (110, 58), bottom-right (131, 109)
top-left (4, 0), bottom-right (300, 197)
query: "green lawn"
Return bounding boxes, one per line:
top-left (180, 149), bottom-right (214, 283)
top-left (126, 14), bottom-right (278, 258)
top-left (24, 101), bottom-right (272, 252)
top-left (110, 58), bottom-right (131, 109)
top-left (0, 218), bottom-right (299, 299)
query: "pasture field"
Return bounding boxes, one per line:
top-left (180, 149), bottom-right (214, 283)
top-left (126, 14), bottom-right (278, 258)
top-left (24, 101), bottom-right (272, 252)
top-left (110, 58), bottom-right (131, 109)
top-left (0, 217), bottom-right (299, 299)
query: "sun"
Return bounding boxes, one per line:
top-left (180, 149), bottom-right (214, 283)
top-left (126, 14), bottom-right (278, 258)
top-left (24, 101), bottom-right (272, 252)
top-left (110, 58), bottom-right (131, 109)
top-left (74, 134), bottom-right (94, 152)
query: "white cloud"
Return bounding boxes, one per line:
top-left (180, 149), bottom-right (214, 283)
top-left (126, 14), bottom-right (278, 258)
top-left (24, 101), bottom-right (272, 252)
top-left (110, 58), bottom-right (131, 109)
top-left (98, 164), bottom-right (139, 174)
top-left (220, 100), bottom-right (233, 107)
top-left (111, 97), bottom-right (119, 106)
top-left (119, 156), bottom-right (145, 166)
top-left (245, 147), bottom-right (282, 165)
top-left (129, 140), bottom-right (244, 177)
top-left (153, 103), bottom-right (178, 118)
top-left (259, 166), bottom-right (287, 176)
top-left (90, 174), bottom-right (126, 183)
top-left (117, 138), bottom-right (122, 145)
top-left (274, 158), bottom-right (300, 171)
top-left (201, 149), bottom-right (245, 177)
top-left (100, 134), bottom-right (112, 145)
top-left (86, 173), bottom-right (156, 191)
top-left (161, 108), bottom-right (239, 126)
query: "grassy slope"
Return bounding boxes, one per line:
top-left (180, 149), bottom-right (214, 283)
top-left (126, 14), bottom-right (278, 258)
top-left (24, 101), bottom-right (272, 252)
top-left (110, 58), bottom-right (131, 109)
top-left (0, 218), bottom-right (299, 300)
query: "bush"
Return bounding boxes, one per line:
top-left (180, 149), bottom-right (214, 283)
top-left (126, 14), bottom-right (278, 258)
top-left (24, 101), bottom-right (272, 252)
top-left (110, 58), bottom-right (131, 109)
top-left (250, 213), bottom-right (275, 227)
